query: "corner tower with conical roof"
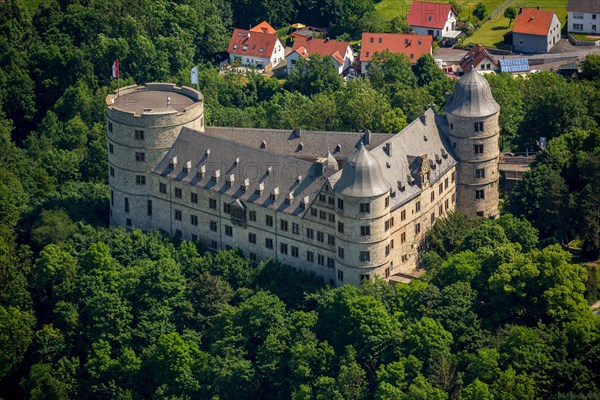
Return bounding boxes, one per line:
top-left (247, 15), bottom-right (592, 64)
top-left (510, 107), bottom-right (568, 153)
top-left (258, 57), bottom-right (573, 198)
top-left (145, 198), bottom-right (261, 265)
top-left (444, 70), bottom-right (500, 218)
top-left (333, 141), bottom-right (392, 285)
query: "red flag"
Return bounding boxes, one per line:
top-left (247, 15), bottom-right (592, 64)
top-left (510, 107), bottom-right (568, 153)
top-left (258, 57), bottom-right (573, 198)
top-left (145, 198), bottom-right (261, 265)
top-left (112, 60), bottom-right (119, 78)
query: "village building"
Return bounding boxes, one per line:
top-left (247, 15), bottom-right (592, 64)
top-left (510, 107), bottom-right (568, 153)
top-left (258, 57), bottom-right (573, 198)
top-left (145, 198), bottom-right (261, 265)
top-left (286, 36), bottom-right (354, 75)
top-left (511, 7), bottom-right (562, 54)
top-left (567, 0), bottom-right (599, 35)
top-left (227, 24), bottom-right (285, 69)
top-left (360, 32), bottom-right (432, 72)
top-left (459, 44), bottom-right (500, 73)
top-left (106, 71), bottom-right (500, 286)
top-left (407, 1), bottom-right (460, 40)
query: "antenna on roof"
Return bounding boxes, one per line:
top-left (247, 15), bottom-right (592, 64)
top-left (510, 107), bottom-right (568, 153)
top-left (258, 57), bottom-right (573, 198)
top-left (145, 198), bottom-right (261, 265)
top-left (167, 97), bottom-right (171, 106)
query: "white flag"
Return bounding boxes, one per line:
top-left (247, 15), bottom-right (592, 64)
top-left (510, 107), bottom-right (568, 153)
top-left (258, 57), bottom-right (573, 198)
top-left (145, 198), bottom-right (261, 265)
top-left (191, 66), bottom-right (198, 84)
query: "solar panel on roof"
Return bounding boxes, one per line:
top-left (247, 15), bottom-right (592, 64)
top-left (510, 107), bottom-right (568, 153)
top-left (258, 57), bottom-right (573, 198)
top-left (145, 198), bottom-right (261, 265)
top-left (500, 58), bottom-right (530, 73)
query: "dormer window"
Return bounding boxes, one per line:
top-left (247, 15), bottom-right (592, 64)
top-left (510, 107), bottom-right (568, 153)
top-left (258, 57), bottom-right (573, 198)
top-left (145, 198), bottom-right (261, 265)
top-left (370, 37), bottom-right (374, 43)
top-left (183, 160), bottom-right (191, 173)
top-left (242, 44), bottom-right (248, 51)
top-left (428, 16), bottom-right (432, 21)
top-left (366, 51), bottom-right (369, 57)
top-left (212, 169), bottom-right (220, 183)
top-left (259, 47), bottom-right (264, 53)
top-left (378, 37), bottom-right (382, 43)
top-left (169, 156), bottom-right (178, 170)
top-left (197, 165), bottom-right (206, 179)
top-left (233, 44), bottom-right (238, 49)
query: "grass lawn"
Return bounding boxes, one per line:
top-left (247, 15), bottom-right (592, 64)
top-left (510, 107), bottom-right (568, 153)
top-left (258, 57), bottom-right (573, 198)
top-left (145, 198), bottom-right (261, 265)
top-left (376, 0), bottom-right (511, 22)
top-left (467, 0), bottom-right (568, 48)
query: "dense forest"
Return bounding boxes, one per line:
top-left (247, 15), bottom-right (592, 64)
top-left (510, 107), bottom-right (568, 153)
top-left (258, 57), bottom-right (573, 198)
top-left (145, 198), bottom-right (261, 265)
top-left (1, 0), bottom-right (600, 398)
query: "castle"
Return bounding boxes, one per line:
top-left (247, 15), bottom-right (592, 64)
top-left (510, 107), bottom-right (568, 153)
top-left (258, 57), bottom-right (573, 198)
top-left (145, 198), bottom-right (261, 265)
top-left (106, 70), bottom-right (500, 286)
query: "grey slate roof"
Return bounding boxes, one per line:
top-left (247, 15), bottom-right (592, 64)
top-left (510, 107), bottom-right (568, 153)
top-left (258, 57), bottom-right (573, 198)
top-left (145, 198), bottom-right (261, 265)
top-left (203, 126), bottom-right (390, 161)
top-left (363, 107), bottom-right (457, 209)
top-left (444, 69), bottom-right (500, 117)
top-left (334, 141), bottom-right (391, 197)
top-left (152, 128), bottom-right (336, 216)
top-left (568, 0), bottom-right (600, 13)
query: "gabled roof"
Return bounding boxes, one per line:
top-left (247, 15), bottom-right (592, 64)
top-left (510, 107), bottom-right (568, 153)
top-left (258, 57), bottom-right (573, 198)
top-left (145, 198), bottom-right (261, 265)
top-left (514, 8), bottom-right (558, 36)
top-left (459, 44), bottom-right (499, 72)
top-left (360, 33), bottom-right (432, 64)
top-left (407, 1), bottom-right (458, 29)
top-left (250, 21), bottom-right (277, 35)
top-left (291, 36), bottom-right (351, 62)
top-left (228, 28), bottom-right (281, 58)
top-left (568, 0), bottom-right (600, 13)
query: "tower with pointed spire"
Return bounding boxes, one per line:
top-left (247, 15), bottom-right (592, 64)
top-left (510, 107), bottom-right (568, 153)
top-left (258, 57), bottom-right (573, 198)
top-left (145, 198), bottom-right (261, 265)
top-left (444, 69), bottom-right (500, 219)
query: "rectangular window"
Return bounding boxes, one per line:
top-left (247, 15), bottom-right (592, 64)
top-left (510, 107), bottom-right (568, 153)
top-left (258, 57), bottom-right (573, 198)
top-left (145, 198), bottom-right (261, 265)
top-left (211, 240), bottom-right (218, 249)
top-left (451, 171), bottom-right (456, 183)
top-left (124, 197), bottom-right (129, 213)
top-left (385, 196), bottom-right (390, 208)
top-left (445, 177), bottom-right (449, 189)
top-left (311, 208), bottom-right (318, 217)
top-left (174, 209), bottom-right (182, 221)
top-left (280, 243), bottom-right (288, 254)
top-left (147, 200), bottom-right (152, 216)
top-left (265, 238), bottom-right (273, 249)
top-left (126, 218), bottom-right (132, 227)
top-left (190, 192), bottom-right (198, 203)
top-left (191, 234), bottom-right (198, 242)
top-left (445, 199), bottom-right (449, 210)
top-left (225, 225), bottom-right (232, 236)
top-left (328, 197), bottom-right (335, 205)
top-left (431, 212), bottom-right (435, 224)
top-left (474, 144), bottom-right (484, 154)
top-left (224, 203), bottom-right (231, 214)
top-left (401, 210), bottom-right (406, 221)
top-left (477, 211), bottom-right (484, 217)
top-left (135, 152), bottom-right (145, 162)
top-left (476, 189), bottom-right (485, 199)
top-left (319, 194), bottom-right (326, 202)
top-left (360, 226), bottom-right (371, 236)
top-left (265, 215), bottom-right (273, 227)
top-left (338, 198), bottom-right (344, 209)
top-left (210, 220), bottom-right (217, 232)
top-left (416, 201), bottom-right (421, 212)
top-left (291, 246), bottom-right (299, 258)
top-left (209, 198), bottom-right (217, 209)
top-left (110, 190), bottom-right (114, 206)
top-left (573, 13), bottom-right (584, 19)
top-left (191, 215), bottom-right (198, 226)
top-left (292, 223), bottom-right (300, 235)
top-left (319, 210), bottom-right (326, 220)
top-left (338, 247), bottom-right (345, 258)
top-left (108, 122), bottom-right (113, 133)
top-left (439, 183), bottom-right (443, 195)
top-left (249, 210), bottom-right (256, 221)
top-left (401, 232), bottom-right (406, 243)
top-left (452, 193), bottom-right (456, 204)
top-left (307, 228), bottom-right (314, 239)
top-left (307, 251), bottom-right (314, 262)
top-left (280, 219), bottom-right (288, 231)
top-left (329, 213), bottom-right (335, 222)
top-left (385, 244), bottom-right (390, 256)
top-left (248, 232), bottom-right (256, 244)
top-left (110, 166), bottom-right (115, 177)
top-left (476, 168), bottom-right (485, 179)
top-left (109, 143), bottom-right (114, 154)
top-left (327, 258), bottom-right (335, 268)
top-left (337, 269), bottom-right (344, 281)
top-left (439, 205), bottom-right (443, 216)
top-left (318, 254), bottom-right (325, 266)
top-left (360, 203), bottom-right (370, 213)
top-left (249, 252), bottom-right (256, 261)
top-left (317, 231), bottom-right (324, 242)
top-left (174, 188), bottom-right (182, 198)
top-left (159, 182), bottom-right (167, 194)
top-left (359, 251), bottom-right (370, 262)
top-left (415, 223), bottom-right (421, 234)
top-left (431, 192), bottom-right (435, 202)
top-left (328, 234), bottom-right (335, 245)
top-left (134, 129), bottom-right (144, 140)
top-left (338, 221), bottom-right (344, 233)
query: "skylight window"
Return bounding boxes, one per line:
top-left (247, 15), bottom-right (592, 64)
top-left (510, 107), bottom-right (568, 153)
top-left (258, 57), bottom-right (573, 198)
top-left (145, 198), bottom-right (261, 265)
top-left (233, 44), bottom-right (238, 49)
top-left (259, 47), bottom-right (264, 53)
top-left (242, 44), bottom-right (248, 51)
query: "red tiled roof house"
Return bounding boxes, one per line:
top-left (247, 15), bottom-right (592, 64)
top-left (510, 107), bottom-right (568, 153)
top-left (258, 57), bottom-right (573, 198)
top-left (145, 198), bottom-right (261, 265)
top-left (512, 8), bottom-right (561, 54)
top-left (459, 44), bottom-right (500, 73)
top-left (228, 24), bottom-right (285, 68)
top-left (286, 36), bottom-right (355, 75)
top-left (359, 33), bottom-right (433, 73)
top-left (407, 1), bottom-right (458, 39)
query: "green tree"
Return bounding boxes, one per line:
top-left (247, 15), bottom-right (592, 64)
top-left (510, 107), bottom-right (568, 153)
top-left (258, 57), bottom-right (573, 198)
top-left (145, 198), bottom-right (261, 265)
top-left (337, 346), bottom-right (368, 400)
top-left (0, 305), bottom-right (35, 380)
top-left (504, 6), bottom-right (517, 25)
top-left (473, 2), bottom-right (487, 21)
top-left (286, 54), bottom-right (343, 97)
top-left (462, 378), bottom-right (493, 400)
top-left (31, 209), bottom-right (78, 249)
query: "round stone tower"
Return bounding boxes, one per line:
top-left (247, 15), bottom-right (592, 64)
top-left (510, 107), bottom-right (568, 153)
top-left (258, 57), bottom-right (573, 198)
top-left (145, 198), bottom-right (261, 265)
top-left (444, 70), bottom-right (500, 219)
top-left (334, 142), bottom-right (392, 285)
top-left (106, 83), bottom-right (204, 229)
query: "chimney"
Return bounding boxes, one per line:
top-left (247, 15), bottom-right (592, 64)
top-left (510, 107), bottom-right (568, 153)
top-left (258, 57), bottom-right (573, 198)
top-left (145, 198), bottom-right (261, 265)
top-left (386, 142), bottom-right (393, 156)
top-left (235, 157), bottom-right (240, 166)
top-left (205, 149), bottom-right (211, 157)
top-left (519, 7), bottom-right (523, 14)
top-left (363, 130), bottom-right (372, 145)
top-left (315, 158), bottom-right (327, 176)
top-left (293, 127), bottom-right (301, 138)
top-left (420, 114), bottom-right (428, 126)
top-left (260, 140), bottom-right (266, 149)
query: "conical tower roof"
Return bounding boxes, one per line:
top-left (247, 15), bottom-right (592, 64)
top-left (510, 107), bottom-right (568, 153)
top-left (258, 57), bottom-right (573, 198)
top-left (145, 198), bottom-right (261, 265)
top-left (444, 69), bottom-right (500, 117)
top-left (334, 141), bottom-right (390, 197)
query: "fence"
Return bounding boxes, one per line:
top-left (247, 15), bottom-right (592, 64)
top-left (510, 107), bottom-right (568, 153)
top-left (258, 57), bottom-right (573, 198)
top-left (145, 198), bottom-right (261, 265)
top-left (490, 0), bottom-right (513, 19)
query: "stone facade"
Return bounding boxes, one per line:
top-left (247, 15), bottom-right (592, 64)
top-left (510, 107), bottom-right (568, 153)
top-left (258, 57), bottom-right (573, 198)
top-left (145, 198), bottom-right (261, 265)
top-left (107, 73), bottom-right (497, 286)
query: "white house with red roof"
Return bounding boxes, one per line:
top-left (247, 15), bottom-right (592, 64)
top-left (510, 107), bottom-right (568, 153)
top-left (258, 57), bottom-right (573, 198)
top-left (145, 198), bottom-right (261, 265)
top-left (459, 44), bottom-right (500, 73)
top-left (359, 32), bottom-right (433, 73)
top-left (512, 7), bottom-right (561, 53)
top-left (228, 24), bottom-right (285, 69)
top-left (286, 36), bottom-right (354, 75)
top-left (407, 1), bottom-right (459, 39)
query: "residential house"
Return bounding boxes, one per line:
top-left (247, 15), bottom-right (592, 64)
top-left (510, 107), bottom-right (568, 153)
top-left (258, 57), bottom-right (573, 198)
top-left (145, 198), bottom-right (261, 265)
top-left (512, 7), bottom-right (562, 53)
top-left (250, 21), bottom-right (277, 35)
top-left (360, 33), bottom-right (432, 73)
top-left (407, 1), bottom-right (459, 39)
top-left (286, 36), bottom-right (354, 75)
top-left (459, 44), bottom-right (500, 73)
top-left (568, 0), bottom-right (599, 34)
top-left (227, 26), bottom-right (285, 68)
